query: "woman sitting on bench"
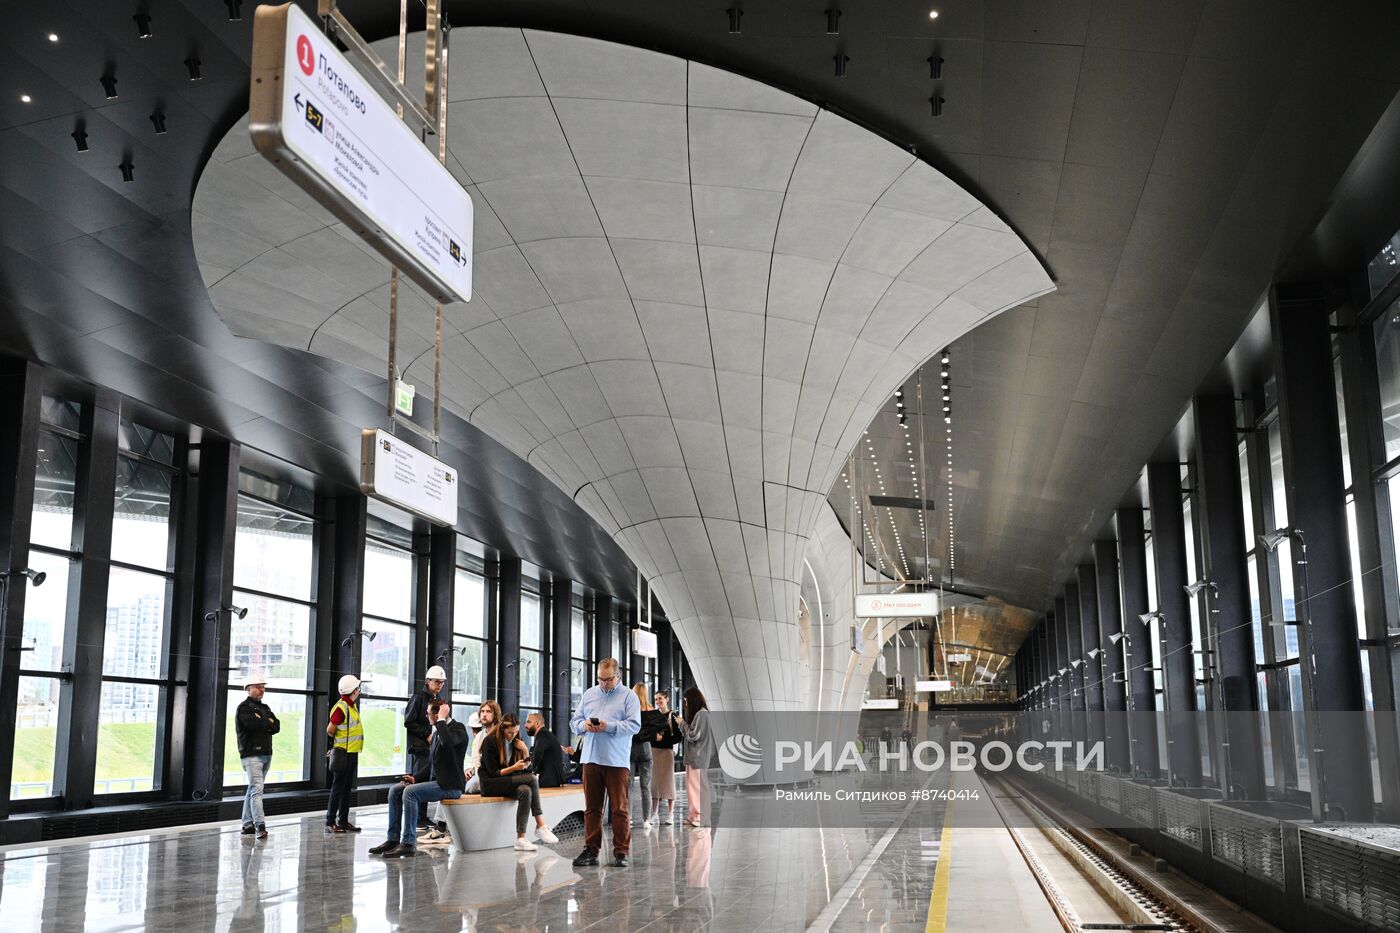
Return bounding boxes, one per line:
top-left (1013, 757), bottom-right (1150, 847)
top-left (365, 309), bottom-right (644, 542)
top-left (479, 714), bottom-right (561, 852)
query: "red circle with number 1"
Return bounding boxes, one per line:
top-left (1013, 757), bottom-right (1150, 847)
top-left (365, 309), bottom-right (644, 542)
top-left (296, 35), bottom-right (315, 76)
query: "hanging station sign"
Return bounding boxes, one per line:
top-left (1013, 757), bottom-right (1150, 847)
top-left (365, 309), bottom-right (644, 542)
top-left (915, 679), bottom-right (954, 693)
top-left (359, 429), bottom-right (458, 526)
top-left (853, 591), bottom-right (940, 618)
top-left (633, 628), bottom-right (658, 658)
top-left (249, 3), bottom-right (473, 304)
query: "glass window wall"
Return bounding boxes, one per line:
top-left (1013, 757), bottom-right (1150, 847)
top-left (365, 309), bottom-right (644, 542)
top-left (95, 419), bottom-right (177, 797)
top-left (223, 488), bottom-right (316, 787)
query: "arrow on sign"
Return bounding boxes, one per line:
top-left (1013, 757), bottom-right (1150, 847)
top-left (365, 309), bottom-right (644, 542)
top-left (294, 92), bottom-right (303, 111)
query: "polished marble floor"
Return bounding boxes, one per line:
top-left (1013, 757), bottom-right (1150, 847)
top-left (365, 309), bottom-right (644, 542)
top-left (0, 775), bottom-right (1049, 932)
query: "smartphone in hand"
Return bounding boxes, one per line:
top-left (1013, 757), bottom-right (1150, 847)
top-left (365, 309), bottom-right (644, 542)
top-left (589, 717), bottom-right (601, 726)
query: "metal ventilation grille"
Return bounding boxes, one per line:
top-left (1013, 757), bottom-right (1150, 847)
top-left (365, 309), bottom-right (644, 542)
top-left (1300, 828), bottom-right (1400, 929)
top-left (1081, 772), bottom-right (1099, 805)
top-left (1097, 774), bottom-right (1122, 814)
top-left (1209, 805), bottom-right (1284, 886)
top-left (40, 805), bottom-right (222, 841)
top-left (264, 792), bottom-right (329, 816)
top-left (1157, 790), bottom-right (1202, 849)
top-left (1122, 782), bottom-right (1156, 826)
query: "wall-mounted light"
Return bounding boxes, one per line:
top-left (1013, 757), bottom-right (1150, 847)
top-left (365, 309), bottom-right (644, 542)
top-left (340, 630), bottom-right (377, 647)
top-left (3, 568), bottom-right (47, 587)
top-left (1108, 631), bottom-right (1130, 646)
top-left (1137, 610), bottom-right (1164, 626)
top-left (1086, 648), bottom-right (1102, 659)
top-left (1183, 579), bottom-right (1216, 598)
top-left (1257, 528), bottom-right (1302, 553)
top-left (204, 605), bottom-right (248, 620)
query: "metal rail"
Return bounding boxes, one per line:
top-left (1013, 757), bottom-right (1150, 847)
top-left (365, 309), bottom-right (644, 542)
top-left (988, 772), bottom-right (1280, 933)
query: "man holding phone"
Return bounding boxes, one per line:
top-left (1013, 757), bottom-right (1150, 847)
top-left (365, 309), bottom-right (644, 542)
top-left (569, 658), bottom-right (642, 867)
top-left (370, 699), bottom-right (468, 858)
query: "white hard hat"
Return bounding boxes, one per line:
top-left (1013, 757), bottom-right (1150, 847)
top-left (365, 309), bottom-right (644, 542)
top-left (467, 713), bottom-right (482, 729)
top-left (338, 674), bottom-right (361, 694)
top-left (244, 675), bottom-right (267, 688)
top-left (426, 665), bottom-right (447, 681)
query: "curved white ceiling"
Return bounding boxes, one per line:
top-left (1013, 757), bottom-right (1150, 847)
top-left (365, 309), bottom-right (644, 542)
top-left (193, 28), bottom-right (1053, 710)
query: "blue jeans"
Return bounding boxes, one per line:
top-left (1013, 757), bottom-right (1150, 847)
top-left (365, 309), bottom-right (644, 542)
top-left (241, 755), bottom-right (271, 827)
top-left (387, 781), bottom-right (460, 844)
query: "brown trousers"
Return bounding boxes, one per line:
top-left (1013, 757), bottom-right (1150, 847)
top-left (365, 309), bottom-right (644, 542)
top-left (582, 763), bottom-right (631, 854)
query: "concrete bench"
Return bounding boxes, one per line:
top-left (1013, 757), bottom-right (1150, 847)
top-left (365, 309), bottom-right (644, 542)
top-left (440, 785), bottom-right (584, 852)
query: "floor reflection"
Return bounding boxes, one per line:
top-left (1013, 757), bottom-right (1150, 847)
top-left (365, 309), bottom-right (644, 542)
top-left (0, 787), bottom-right (943, 932)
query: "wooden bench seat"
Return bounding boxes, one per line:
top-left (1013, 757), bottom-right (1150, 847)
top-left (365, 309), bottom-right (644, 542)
top-left (439, 785), bottom-right (584, 852)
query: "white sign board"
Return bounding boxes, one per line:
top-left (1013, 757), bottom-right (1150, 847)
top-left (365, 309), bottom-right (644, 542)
top-left (633, 628), bottom-right (658, 658)
top-left (360, 429), bottom-right (458, 526)
top-left (947, 653), bottom-right (972, 664)
top-left (860, 698), bottom-right (900, 710)
top-left (250, 3), bottom-right (473, 304)
top-left (854, 591), bottom-right (940, 618)
top-left (915, 680), bottom-right (954, 692)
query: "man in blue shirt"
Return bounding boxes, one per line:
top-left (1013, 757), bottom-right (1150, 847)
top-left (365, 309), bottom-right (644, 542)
top-left (570, 658), bottom-right (641, 867)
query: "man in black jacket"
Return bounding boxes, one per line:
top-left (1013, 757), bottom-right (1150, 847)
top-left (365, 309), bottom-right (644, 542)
top-left (372, 699), bottom-right (469, 858)
top-left (403, 665), bottom-right (446, 830)
top-left (525, 712), bottom-right (570, 787)
top-left (235, 676), bottom-right (281, 839)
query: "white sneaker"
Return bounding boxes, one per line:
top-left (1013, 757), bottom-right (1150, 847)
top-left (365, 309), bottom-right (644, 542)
top-left (423, 828), bottom-right (449, 845)
top-left (514, 837), bottom-right (538, 852)
top-left (535, 827), bottom-right (559, 845)
top-left (660, 808), bottom-right (673, 825)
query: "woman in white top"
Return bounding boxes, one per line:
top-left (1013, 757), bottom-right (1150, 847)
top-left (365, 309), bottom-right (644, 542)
top-left (464, 700), bottom-right (500, 793)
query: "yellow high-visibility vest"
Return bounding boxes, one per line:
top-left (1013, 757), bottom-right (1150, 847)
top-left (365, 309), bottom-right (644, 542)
top-left (332, 699), bottom-right (364, 753)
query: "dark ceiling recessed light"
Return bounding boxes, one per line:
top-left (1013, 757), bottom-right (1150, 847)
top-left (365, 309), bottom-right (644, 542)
top-left (225, 0), bottom-right (242, 20)
top-left (48, 32), bottom-right (59, 43)
top-left (930, 95), bottom-right (945, 117)
top-left (185, 57), bottom-right (203, 81)
top-left (20, 94), bottom-right (32, 103)
top-left (100, 73), bottom-right (118, 99)
top-left (119, 159), bottom-right (135, 183)
top-left (833, 54), bottom-right (849, 78)
top-left (928, 54), bottom-right (944, 80)
top-left (150, 110), bottom-right (167, 134)
top-left (826, 8), bottom-right (841, 35)
top-left (726, 6), bottom-right (742, 34)
top-left (133, 12), bottom-right (153, 39)
top-left (72, 124), bottom-right (88, 151)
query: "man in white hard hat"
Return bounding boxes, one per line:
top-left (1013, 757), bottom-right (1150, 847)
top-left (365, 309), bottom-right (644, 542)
top-left (404, 664), bottom-right (447, 836)
top-left (235, 675), bottom-right (280, 839)
top-left (326, 674), bottom-right (363, 833)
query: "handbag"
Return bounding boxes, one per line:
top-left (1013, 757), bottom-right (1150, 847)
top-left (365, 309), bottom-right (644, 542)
top-left (658, 711), bottom-right (683, 749)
